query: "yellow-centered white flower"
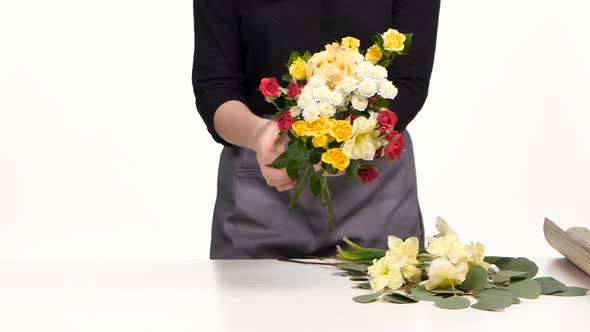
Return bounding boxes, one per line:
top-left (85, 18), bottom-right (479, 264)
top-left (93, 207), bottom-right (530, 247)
top-left (296, 90), bottom-right (314, 109)
top-left (329, 89), bottom-right (345, 106)
top-left (289, 106), bottom-right (302, 118)
top-left (422, 258), bottom-right (469, 290)
top-left (309, 75), bottom-right (327, 87)
top-left (370, 66), bottom-right (388, 80)
top-left (351, 93), bottom-right (368, 111)
top-left (338, 77), bottom-right (358, 93)
top-left (388, 235), bottom-right (420, 265)
top-left (312, 85), bottom-right (332, 102)
top-left (378, 80), bottom-right (399, 99)
top-left (302, 103), bottom-right (320, 122)
top-left (318, 102), bottom-right (336, 117)
top-left (358, 78), bottom-right (378, 97)
top-left (356, 61), bottom-right (374, 78)
top-left (367, 251), bottom-right (408, 292)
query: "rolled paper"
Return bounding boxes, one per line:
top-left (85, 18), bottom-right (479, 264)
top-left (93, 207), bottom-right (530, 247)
top-left (544, 218), bottom-right (590, 276)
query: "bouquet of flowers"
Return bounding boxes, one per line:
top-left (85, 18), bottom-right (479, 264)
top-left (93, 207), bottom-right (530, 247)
top-left (282, 217), bottom-right (589, 311)
top-left (258, 29), bottom-right (412, 231)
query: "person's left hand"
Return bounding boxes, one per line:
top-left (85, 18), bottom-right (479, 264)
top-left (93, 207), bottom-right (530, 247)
top-left (313, 164), bottom-right (345, 177)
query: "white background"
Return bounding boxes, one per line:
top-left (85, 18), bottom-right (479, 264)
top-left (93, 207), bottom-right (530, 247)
top-left (1, 0), bottom-right (589, 260)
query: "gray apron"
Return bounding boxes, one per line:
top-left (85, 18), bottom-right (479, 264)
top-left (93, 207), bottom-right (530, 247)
top-left (209, 130), bottom-right (425, 259)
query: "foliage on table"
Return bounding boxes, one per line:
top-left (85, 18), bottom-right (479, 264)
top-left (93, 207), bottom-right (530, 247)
top-left (334, 217), bottom-right (589, 311)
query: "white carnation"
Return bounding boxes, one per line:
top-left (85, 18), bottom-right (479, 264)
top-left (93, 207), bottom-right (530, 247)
top-left (378, 80), bottom-right (399, 99)
top-left (296, 89), bottom-right (314, 109)
top-left (329, 89), bottom-right (345, 106)
top-left (302, 103), bottom-right (320, 122)
top-left (356, 61), bottom-right (374, 78)
top-left (318, 102), bottom-right (336, 117)
top-left (338, 76), bottom-right (358, 93)
top-left (312, 85), bottom-right (332, 102)
top-left (370, 65), bottom-right (388, 80)
top-left (358, 78), bottom-right (378, 97)
top-left (309, 75), bottom-right (327, 87)
top-left (351, 93), bottom-right (368, 111)
top-left (351, 52), bottom-right (365, 64)
top-left (289, 106), bottom-right (302, 118)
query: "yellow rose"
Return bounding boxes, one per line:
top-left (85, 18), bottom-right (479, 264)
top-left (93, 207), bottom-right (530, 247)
top-left (289, 57), bottom-right (307, 81)
top-left (306, 116), bottom-right (330, 136)
top-left (329, 120), bottom-right (352, 142)
top-left (292, 120), bottom-right (308, 137)
top-left (312, 135), bottom-right (329, 148)
top-left (365, 45), bottom-right (383, 64)
top-left (306, 46), bottom-right (356, 84)
top-left (321, 148), bottom-right (350, 170)
top-left (341, 36), bottom-right (360, 52)
top-left (382, 28), bottom-right (406, 52)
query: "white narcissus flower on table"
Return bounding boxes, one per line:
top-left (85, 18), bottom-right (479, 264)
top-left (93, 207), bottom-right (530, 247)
top-left (467, 241), bottom-right (492, 270)
top-left (367, 251), bottom-right (408, 292)
top-left (422, 258), bottom-right (469, 290)
top-left (388, 235), bottom-right (420, 265)
top-left (342, 112), bottom-right (380, 160)
top-left (426, 217), bottom-right (468, 263)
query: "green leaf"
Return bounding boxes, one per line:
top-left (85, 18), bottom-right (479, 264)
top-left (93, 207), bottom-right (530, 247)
top-left (398, 33), bottom-right (413, 55)
top-left (287, 51), bottom-right (301, 66)
top-left (460, 265), bottom-right (488, 291)
top-left (434, 295), bottom-right (471, 310)
top-left (286, 160), bottom-right (300, 180)
top-left (478, 289), bottom-right (521, 304)
top-left (310, 170), bottom-right (323, 197)
top-left (302, 50), bottom-right (312, 62)
top-left (533, 277), bottom-right (567, 295)
top-left (383, 292), bottom-right (419, 304)
top-left (271, 151), bottom-right (290, 169)
top-left (337, 263), bottom-right (368, 272)
top-left (497, 270), bottom-right (528, 278)
top-left (486, 257), bottom-right (539, 279)
top-left (490, 274), bottom-right (510, 283)
top-left (350, 276), bottom-right (369, 282)
top-left (281, 73), bottom-right (293, 83)
top-left (375, 97), bottom-right (390, 110)
top-left (286, 139), bottom-right (307, 163)
top-left (348, 270), bottom-right (366, 277)
top-left (345, 160), bottom-right (361, 180)
top-left (507, 279), bottom-right (542, 299)
top-left (353, 293), bottom-right (381, 304)
top-left (355, 282), bottom-right (372, 290)
top-left (309, 149), bottom-right (322, 165)
top-left (548, 287), bottom-right (588, 297)
top-left (371, 34), bottom-right (384, 51)
top-left (429, 288), bottom-right (463, 294)
top-left (410, 287), bottom-right (442, 302)
top-left (471, 295), bottom-right (513, 311)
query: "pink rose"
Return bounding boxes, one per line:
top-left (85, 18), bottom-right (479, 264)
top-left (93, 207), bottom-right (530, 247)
top-left (358, 166), bottom-right (379, 183)
top-left (259, 77), bottom-right (281, 97)
top-left (377, 109), bottom-right (398, 130)
top-left (276, 112), bottom-right (295, 131)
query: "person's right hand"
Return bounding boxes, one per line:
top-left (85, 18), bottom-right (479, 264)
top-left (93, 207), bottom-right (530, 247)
top-left (254, 118), bottom-right (296, 192)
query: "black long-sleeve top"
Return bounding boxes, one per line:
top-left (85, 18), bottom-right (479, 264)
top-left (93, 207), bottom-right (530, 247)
top-left (192, 0), bottom-right (441, 146)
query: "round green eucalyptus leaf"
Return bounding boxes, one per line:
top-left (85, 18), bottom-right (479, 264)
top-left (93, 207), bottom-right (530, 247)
top-left (434, 295), bottom-right (471, 310)
top-left (383, 292), bottom-right (420, 304)
top-left (507, 279), bottom-right (542, 299)
top-left (460, 265), bottom-right (488, 291)
top-left (471, 295), bottom-right (513, 311)
top-left (548, 287), bottom-right (588, 297)
top-left (490, 274), bottom-right (510, 283)
top-left (353, 293), bottom-right (381, 303)
top-left (533, 277), bottom-right (566, 295)
top-left (410, 287), bottom-right (442, 302)
top-left (355, 282), bottom-right (372, 290)
top-left (497, 270), bottom-right (528, 278)
top-left (478, 288), bottom-right (521, 304)
top-left (349, 276), bottom-right (369, 282)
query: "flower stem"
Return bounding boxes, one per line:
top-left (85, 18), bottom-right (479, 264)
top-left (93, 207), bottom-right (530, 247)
top-left (321, 176), bottom-right (334, 232)
top-left (278, 258), bottom-right (338, 267)
top-left (289, 163), bottom-right (311, 208)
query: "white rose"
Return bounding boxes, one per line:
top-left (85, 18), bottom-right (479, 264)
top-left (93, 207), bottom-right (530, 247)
top-left (358, 78), bottom-right (378, 97)
top-left (356, 61), bottom-right (374, 78)
top-left (312, 85), bottom-right (331, 102)
top-left (378, 80), bottom-right (399, 99)
top-left (289, 106), bottom-right (302, 118)
top-left (370, 65), bottom-right (388, 80)
top-left (351, 92), bottom-right (368, 111)
top-left (329, 89), bottom-right (345, 106)
top-left (302, 103), bottom-right (320, 122)
top-left (338, 76), bottom-right (358, 93)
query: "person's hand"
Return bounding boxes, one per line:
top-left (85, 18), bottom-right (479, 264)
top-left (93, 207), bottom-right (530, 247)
top-left (313, 163), bottom-right (345, 177)
top-left (254, 118), bottom-right (296, 192)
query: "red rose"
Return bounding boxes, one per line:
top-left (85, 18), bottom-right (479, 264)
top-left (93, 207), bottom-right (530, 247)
top-left (287, 82), bottom-right (301, 99)
top-left (374, 147), bottom-right (384, 158)
top-left (377, 109), bottom-right (398, 130)
top-left (377, 127), bottom-right (387, 137)
top-left (358, 166), bottom-right (379, 183)
top-left (385, 134), bottom-right (404, 160)
top-left (368, 96), bottom-right (378, 107)
top-left (276, 112), bottom-right (295, 131)
top-left (385, 130), bottom-right (402, 142)
top-left (259, 77), bottom-right (281, 97)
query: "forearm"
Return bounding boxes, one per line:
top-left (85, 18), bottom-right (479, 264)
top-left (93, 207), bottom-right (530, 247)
top-left (213, 100), bottom-right (268, 151)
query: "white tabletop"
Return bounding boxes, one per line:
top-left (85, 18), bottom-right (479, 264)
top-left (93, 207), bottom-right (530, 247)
top-left (0, 258), bottom-right (588, 332)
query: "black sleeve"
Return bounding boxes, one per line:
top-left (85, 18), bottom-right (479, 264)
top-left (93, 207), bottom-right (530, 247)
top-left (192, 0), bottom-right (246, 146)
top-left (388, 0), bottom-right (441, 132)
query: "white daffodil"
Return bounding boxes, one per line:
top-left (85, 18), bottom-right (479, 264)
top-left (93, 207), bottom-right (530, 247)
top-left (367, 251), bottom-right (408, 292)
top-left (338, 76), bottom-right (358, 93)
top-left (388, 235), bottom-right (420, 265)
top-left (356, 61), bottom-right (374, 78)
top-left (318, 102), bottom-right (336, 117)
top-left (402, 264), bottom-right (422, 283)
top-left (351, 93), bottom-right (368, 111)
top-left (422, 258), bottom-right (469, 290)
top-left (358, 78), bottom-right (378, 97)
top-left (289, 106), bottom-right (302, 118)
top-left (302, 103), bottom-right (320, 122)
top-left (467, 241), bottom-right (492, 270)
top-left (378, 80), bottom-right (398, 99)
top-left (329, 89), bottom-right (345, 106)
top-left (370, 65), bottom-right (388, 80)
top-left (342, 112), bottom-right (380, 160)
top-left (312, 85), bottom-right (331, 102)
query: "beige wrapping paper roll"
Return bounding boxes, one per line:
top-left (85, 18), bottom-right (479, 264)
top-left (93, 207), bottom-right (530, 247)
top-left (544, 218), bottom-right (590, 276)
